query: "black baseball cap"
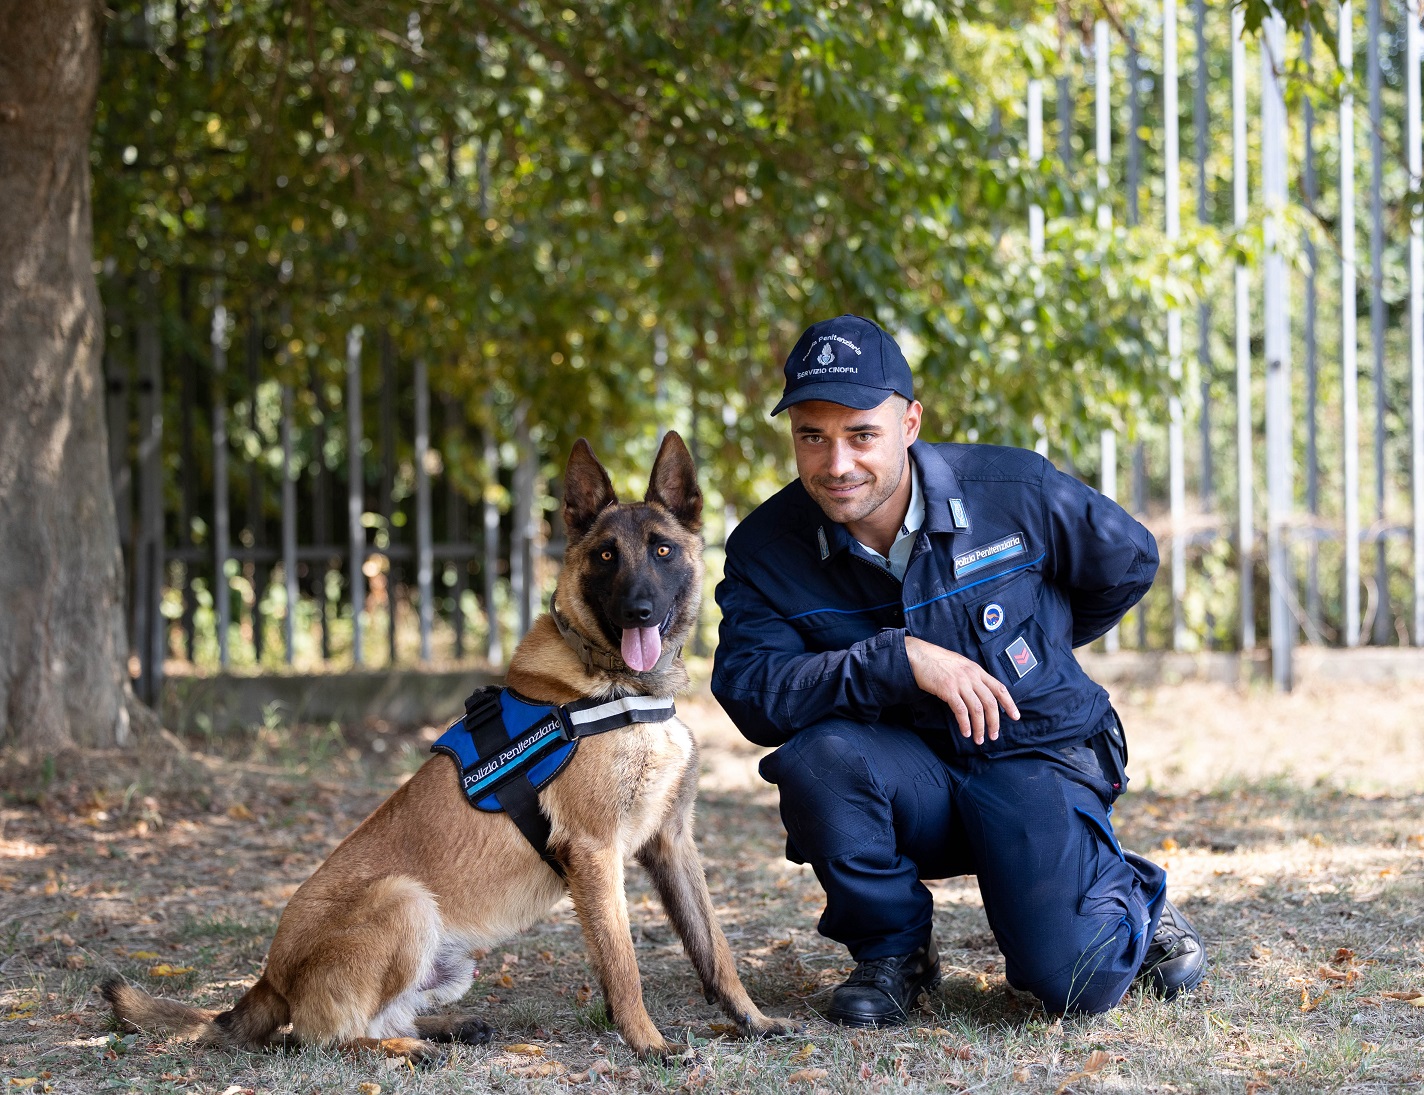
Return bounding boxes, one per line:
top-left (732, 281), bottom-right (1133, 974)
top-left (771, 314), bottom-right (915, 415)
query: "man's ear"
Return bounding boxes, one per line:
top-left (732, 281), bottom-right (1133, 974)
top-left (903, 399), bottom-right (923, 446)
top-left (645, 431), bottom-right (703, 532)
top-left (563, 439), bottom-right (617, 542)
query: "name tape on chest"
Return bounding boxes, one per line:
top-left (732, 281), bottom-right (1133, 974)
top-left (952, 533), bottom-right (1027, 578)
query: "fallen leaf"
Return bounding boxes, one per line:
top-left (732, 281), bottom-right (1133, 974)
top-left (495, 973), bottom-right (515, 988)
top-left (64, 953), bottom-right (85, 970)
top-left (511, 1061), bottom-right (564, 1079)
top-left (505, 1043), bottom-right (544, 1056)
top-left (1083, 1050), bottom-right (1110, 1072)
top-left (787, 1068), bottom-right (828, 1083)
top-left (1332, 948), bottom-right (1355, 964)
top-left (1317, 965), bottom-right (1352, 982)
top-left (789, 1044), bottom-right (818, 1063)
top-left (1055, 1072), bottom-right (1091, 1094)
top-left (1381, 991), bottom-right (1424, 1001)
top-left (1013, 1066), bottom-right (1032, 1082)
top-left (129, 951), bottom-right (160, 960)
top-left (942, 1045), bottom-right (973, 1060)
top-left (8, 1080), bottom-right (37, 1089)
top-left (1300, 988), bottom-right (1328, 1013)
top-left (708, 1022), bottom-right (739, 1034)
top-left (1160, 837), bottom-right (1180, 853)
top-left (5, 1002), bottom-right (37, 1020)
top-left (859, 1062), bottom-right (874, 1080)
top-left (357, 1084), bottom-right (381, 1095)
top-left (227, 802), bottom-right (254, 820)
top-left (148, 964), bottom-right (194, 977)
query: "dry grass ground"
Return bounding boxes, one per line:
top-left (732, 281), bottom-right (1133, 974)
top-left (2, 677), bottom-right (1422, 1094)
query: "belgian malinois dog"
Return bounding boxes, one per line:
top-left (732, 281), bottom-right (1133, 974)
top-left (104, 431), bottom-right (793, 1062)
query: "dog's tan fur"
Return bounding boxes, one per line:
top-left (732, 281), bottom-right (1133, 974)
top-left (104, 432), bottom-right (792, 1062)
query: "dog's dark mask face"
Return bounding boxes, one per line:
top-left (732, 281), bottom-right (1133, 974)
top-left (561, 433), bottom-right (703, 672)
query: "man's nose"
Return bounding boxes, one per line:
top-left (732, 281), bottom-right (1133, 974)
top-left (826, 440), bottom-right (856, 478)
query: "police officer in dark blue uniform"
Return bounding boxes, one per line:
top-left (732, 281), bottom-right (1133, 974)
top-left (711, 315), bottom-right (1205, 1026)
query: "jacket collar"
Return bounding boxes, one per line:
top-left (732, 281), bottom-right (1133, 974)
top-left (809, 440), bottom-right (967, 566)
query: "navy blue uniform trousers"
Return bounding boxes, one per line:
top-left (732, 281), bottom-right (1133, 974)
top-left (760, 716), bottom-right (1168, 1015)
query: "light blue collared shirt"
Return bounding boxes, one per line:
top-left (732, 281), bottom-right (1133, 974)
top-left (854, 458), bottom-right (924, 582)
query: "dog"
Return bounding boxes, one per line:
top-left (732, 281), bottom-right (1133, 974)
top-left (104, 431), bottom-right (794, 1063)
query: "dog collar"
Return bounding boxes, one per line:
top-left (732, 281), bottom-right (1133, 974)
top-left (549, 597), bottom-right (683, 676)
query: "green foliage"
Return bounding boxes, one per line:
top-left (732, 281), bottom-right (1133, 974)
top-left (94, 0), bottom-right (1208, 510)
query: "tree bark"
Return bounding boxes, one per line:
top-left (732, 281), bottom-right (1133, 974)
top-left (0, 0), bottom-right (132, 748)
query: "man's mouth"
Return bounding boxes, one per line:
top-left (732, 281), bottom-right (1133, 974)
top-left (821, 479), bottom-right (869, 497)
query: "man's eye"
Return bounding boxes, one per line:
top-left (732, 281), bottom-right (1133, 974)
top-left (858, 433), bottom-right (877, 442)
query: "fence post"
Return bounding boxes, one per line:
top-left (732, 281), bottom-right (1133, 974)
top-left (347, 325), bottom-right (366, 666)
top-left (136, 271), bottom-right (164, 703)
top-left (211, 280), bottom-right (231, 670)
top-left (1368, 0), bottom-right (1390, 643)
top-left (1304, 27), bottom-right (1323, 639)
top-left (1262, 11), bottom-right (1294, 690)
top-left (1165, 0), bottom-right (1188, 651)
top-left (1407, 0), bottom-right (1424, 645)
top-left (1341, 1), bottom-right (1362, 647)
top-left (1233, 5), bottom-right (1255, 651)
top-left (281, 383), bottom-right (297, 665)
top-left (482, 405), bottom-right (503, 665)
top-left (415, 357), bottom-right (433, 662)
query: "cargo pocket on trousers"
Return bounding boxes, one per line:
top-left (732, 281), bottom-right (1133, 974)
top-left (1073, 800), bottom-right (1130, 919)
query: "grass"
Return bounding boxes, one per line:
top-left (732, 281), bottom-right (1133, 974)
top-left (1, 681), bottom-right (1422, 1093)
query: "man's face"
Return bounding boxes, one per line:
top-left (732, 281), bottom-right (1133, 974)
top-left (787, 397), bottom-right (923, 526)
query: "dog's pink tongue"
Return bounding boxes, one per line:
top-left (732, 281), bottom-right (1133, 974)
top-left (620, 626), bottom-right (662, 672)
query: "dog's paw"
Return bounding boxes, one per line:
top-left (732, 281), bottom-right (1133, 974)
top-left (408, 1043), bottom-right (450, 1070)
top-left (738, 1014), bottom-right (804, 1039)
top-left (448, 1018), bottom-right (495, 1046)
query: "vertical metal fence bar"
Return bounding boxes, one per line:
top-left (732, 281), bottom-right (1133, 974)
top-left (178, 272), bottom-right (198, 662)
top-left (281, 384), bottom-right (297, 666)
top-left (482, 408), bottom-right (503, 665)
top-left (211, 286), bottom-right (230, 670)
top-left (1165, 0), bottom-right (1188, 651)
top-left (1128, 27), bottom-right (1148, 650)
top-left (1368, 0), bottom-right (1390, 643)
top-left (1304, 27), bottom-right (1322, 638)
top-left (1408, 0), bottom-right (1424, 644)
top-left (1234, 4), bottom-right (1255, 650)
top-left (246, 309), bottom-right (265, 663)
top-left (511, 401), bottom-right (535, 642)
top-left (1194, 0), bottom-right (1214, 516)
top-left (1342, 1), bottom-right (1362, 646)
top-left (1262, 11), bottom-right (1294, 689)
top-left (136, 272), bottom-right (164, 702)
top-left (443, 395), bottom-right (467, 660)
top-left (380, 329), bottom-right (397, 665)
top-left (105, 291), bottom-right (132, 554)
top-left (414, 357), bottom-right (433, 662)
top-left (347, 326), bottom-right (365, 666)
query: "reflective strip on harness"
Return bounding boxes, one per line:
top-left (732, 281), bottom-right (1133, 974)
top-left (431, 687), bottom-right (678, 869)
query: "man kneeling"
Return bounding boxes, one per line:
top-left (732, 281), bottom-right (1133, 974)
top-left (711, 315), bottom-right (1205, 1025)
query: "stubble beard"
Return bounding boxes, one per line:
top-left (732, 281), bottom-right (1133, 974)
top-left (807, 446), bottom-right (906, 527)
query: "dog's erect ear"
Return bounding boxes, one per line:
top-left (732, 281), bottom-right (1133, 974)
top-left (645, 431), bottom-right (703, 532)
top-left (564, 439), bottom-right (617, 541)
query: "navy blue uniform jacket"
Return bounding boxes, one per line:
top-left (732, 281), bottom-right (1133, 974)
top-left (712, 440), bottom-right (1159, 754)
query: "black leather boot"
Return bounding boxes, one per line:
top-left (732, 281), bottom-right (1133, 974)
top-left (1135, 899), bottom-right (1206, 1000)
top-left (826, 932), bottom-right (941, 1027)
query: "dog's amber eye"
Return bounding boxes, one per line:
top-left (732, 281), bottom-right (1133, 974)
top-left (600, 550), bottom-right (614, 562)
top-left (656, 545), bottom-right (672, 558)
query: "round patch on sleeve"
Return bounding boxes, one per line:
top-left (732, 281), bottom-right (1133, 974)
top-left (982, 603), bottom-right (1004, 632)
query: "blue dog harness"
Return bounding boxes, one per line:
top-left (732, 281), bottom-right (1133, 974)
top-left (432, 686), bottom-right (676, 876)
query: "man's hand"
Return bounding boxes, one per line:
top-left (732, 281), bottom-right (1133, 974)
top-left (904, 636), bottom-right (1020, 745)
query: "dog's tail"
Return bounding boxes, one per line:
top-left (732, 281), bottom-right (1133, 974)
top-left (102, 975), bottom-right (290, 1048)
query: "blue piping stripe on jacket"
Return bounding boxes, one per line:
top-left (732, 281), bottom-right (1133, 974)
top-left (783, 553), bottom-right (1046, 622)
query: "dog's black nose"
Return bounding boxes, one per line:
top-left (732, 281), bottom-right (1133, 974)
top-left (626, 601), bottom-right (655, 624)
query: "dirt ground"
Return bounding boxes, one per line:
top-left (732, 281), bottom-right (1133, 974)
top-left (1, 677), bottom-right (1422, 1094)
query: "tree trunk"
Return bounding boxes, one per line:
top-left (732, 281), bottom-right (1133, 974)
top-left (0, 1), bottom-right (132, 748)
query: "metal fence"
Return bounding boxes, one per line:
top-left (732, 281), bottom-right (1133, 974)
top-left (104, 0), bottom-right (1424, 704)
